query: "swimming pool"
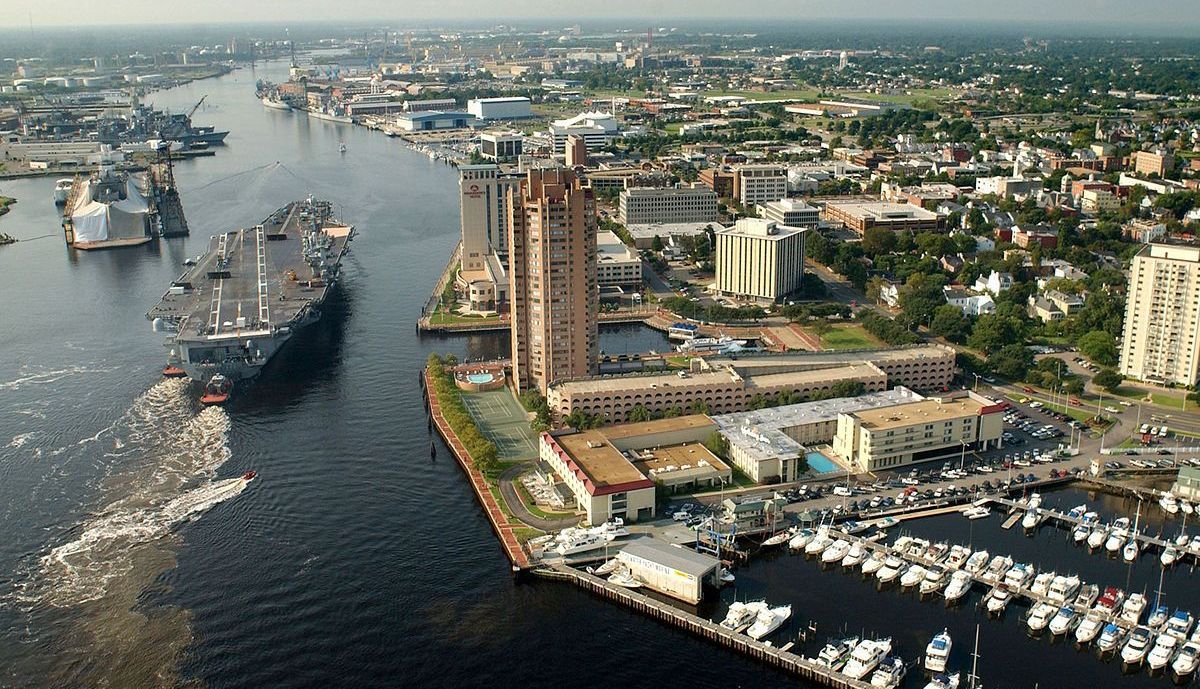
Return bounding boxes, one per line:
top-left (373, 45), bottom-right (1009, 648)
top-left (805, 451), bottom-right (840, 474)
top-left (467, 373), bottom-right (497, 384)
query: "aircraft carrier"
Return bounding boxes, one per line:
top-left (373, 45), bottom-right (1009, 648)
top-left (147, 197), bottom-right (354, 397)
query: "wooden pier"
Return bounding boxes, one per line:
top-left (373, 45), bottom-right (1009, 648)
top-left (534, 564), bottom-right (871, 689)
top-left (990, 495), bottom-right (1179, 553)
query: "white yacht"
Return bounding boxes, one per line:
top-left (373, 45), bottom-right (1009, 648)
top-left (1161, 492), bottom-right (1180, 515)
top-left (1097, 623), bottom-right (1125, 654)
top-left (1074, 583), bottom-right (1099, 608)
top-left (763, 527), bottom-right (795, 547)
top-left (746, 604), bottom-right (791, 640)
top-left (943, 570), bottom-right (974, 605)
top-left (1030, 571), bottom-right (1055, 597)
top-left (591, 559), bottom-right (620, 576)
top-left (1072, 521), bottom-right (1092, 544)
top-left (53, 178), bottom-right (74, 205)
top-left (1021, 508), bottom-right (1043, 530)
top-left (869, 657), bottom-right (906, 688)
top-left (1122, 626), bottom-right (1154, 667)
top-left (901, 563), bottom-right (928, 588)
top-left (1183, 500), bottom-right (1195, 516)
top-left (1106, 517), bottom-right (1132, 553)
top-left (1002, 563), bottom-right (1034, 590)
top-left (1048, 574), bottom-right (1081, 603)
top-left (1149, 633), bottom-right (1181, 672)
top-left (984, 585), bottom-right (1013, 615)
top-left (1086, 525), bottom-right (1107, 550)
top-left (877, 556), bottom-right (906, 584)
top-left (861, 550), bottom-right (887, 575)
top-left (842, 543), bottom-right (869, 568)
top-left (964, 550), bottom-right (989, 575)
top-left (1075, 611), bottom-right (1105, 645)
top-left (920, 567), bottom-right (949, 596)
top-left (789, 528), bottom-right (816, 551)
top-left (980, 555), bottom-right (1013, 585)
top-left (608, 570), bottom-right (641, 588)
top-left (720, 600), bottom-right (768, 632)
top-left (822, 539), bottom-right (852, 564)
top-left (1173, 641), bottom-right (1200, 678)
top-left (944, 545), bottom-right (971, 570)
top-left (1097, 586), bottom-right (1125, 615)
top-left (805, 530), bottom-right (835, 556)
top-left (1121, 593), bottom-right (1148, 624)
top-left (1166, 610), bottom-right (1195, 640)
top-left (924, 629), bottom-right (952, 673)
top-left (1149, 604), bottom-right (1171, 629)
top-left (961, 505), bottom-right (991, 520)
top-left (843, 637), bottom-right (893, 680)
top-left (1049, 606), bottom-right (1079, 636)
top-left (1162, 545), bottom-right (1180, 568)
top-left (1123, 539), bottom-right (1140, 563)
top-left (815, 636), bottom-right (859, 670)
top-left (1026, 602), bottom-right (1057, 634)
top-left (923, 673), bottom-right (960, 689)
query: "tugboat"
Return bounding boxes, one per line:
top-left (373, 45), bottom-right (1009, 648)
top-left (162, 363), bottom-right (187, 378)
top-left (200, 374), bottom-right (233, 405)
top-left (242, 470), bottom-right (257, 481)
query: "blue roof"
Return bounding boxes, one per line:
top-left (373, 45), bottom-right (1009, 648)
top-left (670, 322), bottom-right (699, 330)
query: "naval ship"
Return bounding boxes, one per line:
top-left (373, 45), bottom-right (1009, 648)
top-left (147, 197), bottom-right (354, 403)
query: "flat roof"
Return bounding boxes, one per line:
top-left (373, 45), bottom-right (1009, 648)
top-left (743, 363), bottom-right (885, 391)
top-left (824, 201), bottom-right (938, 221)
top-left (619, 538), bottom-right (719, 577)
top-left (852, 397), bottom-right (987, 431)
top-left (554, 431), bottom-right (649, 488)
top-left (600, 414), bottom-right (714, 441)
top-left (627, 221), bottom-right (724, 240)
top-left (632, 443), bottom-right (730, 483)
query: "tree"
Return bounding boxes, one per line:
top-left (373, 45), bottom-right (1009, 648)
top-left (989, 344), bottom-right (1034, 380)
top-left (929, 304), bottom-right (971, 343)
top-left (1077, 330), bottom-right (1118, 367)
top-left (969, 313), bottom-right (1024, 355)
top-left (1093, 368), bottom-right (1123, 393)
top-left (651, 235), bottom-right (664, 252)
top-left (627, 405), bottom-right (652, 422)
top-left (862, 226), bottom-right (897, 255)
top-left (898, 272), bottom-right (948, 328)
top-left (811, 319), bottom-right (833, 339)
top-left (703, 431), bottom-right (730, 460)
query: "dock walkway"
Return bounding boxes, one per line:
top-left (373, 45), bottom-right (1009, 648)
top-left (990, 496), bottom-right (1173, 551)
top-left (535, 564), bottom-right (871, 689)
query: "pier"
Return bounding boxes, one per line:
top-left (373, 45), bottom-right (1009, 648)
top-left (534, 564), bottom-right (871, 689)
top-left (990, 494), bottom-right (1183, 554)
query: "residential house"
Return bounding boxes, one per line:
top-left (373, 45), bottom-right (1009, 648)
top-left (973, 270), bottom-right (1013, 296)
top-left (943, 286), bottom-right (996, 316)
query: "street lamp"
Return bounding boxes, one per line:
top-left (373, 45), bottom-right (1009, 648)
top-left (972, 372), bottom-right (982, 392)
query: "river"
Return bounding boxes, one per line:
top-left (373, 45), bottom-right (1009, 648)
top-left (0, 60), bottom-right (1196, 689)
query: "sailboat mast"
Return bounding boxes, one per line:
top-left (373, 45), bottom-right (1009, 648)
top-left (969, 623), bottom-right (981, 689)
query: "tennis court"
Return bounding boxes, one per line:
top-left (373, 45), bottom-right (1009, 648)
top-left (460, 388), bottom-right (539, 461)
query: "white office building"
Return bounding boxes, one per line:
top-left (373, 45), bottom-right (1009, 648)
top-left (734, 164), bottom-right (788, 206)
top-left (467, 97), bottom-right (533, 120)
top-left (596, 230), bottom-right (643, 287)
top-left (715, 218), bottom-right (807, 302)
top-left (617, 185), bottom-right (719, 226)
top-left (758, 199), bottom-right (821, 228)
top-left (549, 111), bottom-right (620, 152)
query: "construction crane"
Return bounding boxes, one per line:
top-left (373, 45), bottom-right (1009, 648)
top-left (186, 95), bottom-right (208, 120)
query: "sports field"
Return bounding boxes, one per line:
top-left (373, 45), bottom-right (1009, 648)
top-left (460, 388), bottom-right (539, 461)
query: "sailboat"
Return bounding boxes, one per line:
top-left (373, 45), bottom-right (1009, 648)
top-left (1123, 502), bottom-right (1142, 563)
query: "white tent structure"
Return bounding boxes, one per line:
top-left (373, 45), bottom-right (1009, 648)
top-left (69, 170), bottom-right (152, 247)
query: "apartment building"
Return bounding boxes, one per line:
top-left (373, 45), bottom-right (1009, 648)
top-left (758, 199), bottom-right (821, 228)
top-left (1119, 243), bottom-right (1200, 386)
top-left (732, 164), bottom-right (788, 206)
top-left (1131, 150), bottom-right (1174, 178)
top-left (508, 169), bottom-right (599, 394)
top-left (714, 218), bottom-right (807, 302)
top-left (832, 393), bottom-right (1005, 473)
top-left (617, 185), bottom-right (719, 226)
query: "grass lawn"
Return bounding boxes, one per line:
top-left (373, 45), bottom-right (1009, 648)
top-left (813, 324), bottom-right (882, 350)
top-left (428, 309), bottom-right (502, 326)
top-left (842, 87), bottom-right (955, 105)
top-left (513, 527), bottom-right (545, 544)
top-left (1112, 386), bottom-right (1188, 410)
top-left (665, 354), bottom-right (692, 369)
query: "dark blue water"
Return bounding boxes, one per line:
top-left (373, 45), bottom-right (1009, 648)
top-left (0, 61), bottom-right (1193, 689)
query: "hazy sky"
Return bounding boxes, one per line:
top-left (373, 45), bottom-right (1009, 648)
top-left (2, 0), bottom-right (1199, 28)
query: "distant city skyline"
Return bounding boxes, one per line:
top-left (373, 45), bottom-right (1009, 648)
top-left (2, 0), bottom-right (1200, 29)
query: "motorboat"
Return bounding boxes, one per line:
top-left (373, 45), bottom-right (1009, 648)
top-left (1003, 563), bottom-right (1034, 590)
top-left (923, 673), bottom-right (961, 689)
top-left (1072, 522), bottom-right (1092, 543)
top-left (920, 567), bottom-right (949, 596)
top-left (1183, 500), bottom-right (1196, 516)
top-left (924, 542), bottom-right (950, 563)
top-left (842, 544), bottom-right (869, 568)
top-left (944, 545), bottom-right (971, 570)
top-left (1027, 493), bottom-right (1043, 509)
top-left (608, 570), bottom-right (641, 588)
top-left (924, 628), bottom-right (952, 673)
top-left (591, 559), bottom-right (620, 576)
top-left (1049, 606), bottom-right (1079, 636)
top-left (719, 569), bottom-right (735, 585)
top-left (1086, 525), bottom-right (1107, 550)
top-left (1123, 539), bottom-right (1140, 563)
top-left (54, 178), bottom-right (73, 205)
top-left (901, 563), bottom-right (928, 589)
top-left (1161, 492), bottom-right (1180, 515)
top-left (1026, 602), bottom-right (1057, 634)
top-left (980, 555), bottom-right (1013, 586)
top-left (869, 657), bottom-right (907, 688)
top-left (964, 550), bottom-right (989, 576)
top-left (1067, 504), bottom-right (1089, 520)
top-left (984, 585), bottom-right (1013, 615)
top-left (720, 600), bottom-right (768, 632)
top-left (1121, 593), bottom-right (1148, 625)
top-left (1122, 626), bottom-right (1154, 667)
top-left (1173, 641), bottom-right (1200, 678)
top-left (1048, 574), bottom-right (1081, 603)
top-left (1074, 583), bottom-right (1099, 609)
top-left (1031, 571), bottom-right (1055, 597)
top-left (905, 538), bottom-right (931, 559)
top-left (943, 570), bottom-right (974, 605)
top-left (1149, 604), bottom-right (1171, 629)
top-left (1166, 610), bottom-right (1195, 640)
top-left (1098, 587), bottom-right (1125, 615)
top-left (961, 505), bottom-right (991, 520)
top-left (746, 604), bottom-right (791, 640)
top-left (814, 636), bottom-right (859, 670)
top-left (1148, 633), bottom-right (1181, 672)
top-left (805, 530), bottom-right (835, 556)
top-left (1021, 508), bottom-right (1043, 530)
top-left (763, 527), bottom-right (795, 547)
top-left (1162, 545), bottom-right (1180, 568)
top-left (1075, 611), bottom-right (1105, 645)
top-left (822, 539), bottom-right (852, 564)
top-left (789, 528), bottom-right (816, 551)
top-left (1106, 517), bottom-right (1131, 553)
top-left (843, 637), bottom-right (893, 680)
top-left (1176, 533), bottom-right (1192, 548)
top-left (1097, 623), bottom-right (1125, 654)
top-left (892, 535), bottom-right (914, 552)
top-left (862, 551), bottom-right (887, 575)
top-left (877, 556), bottom-right (906, 584)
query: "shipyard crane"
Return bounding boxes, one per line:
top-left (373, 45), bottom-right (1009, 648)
top-left (186, 95), bottom-right (208, 120)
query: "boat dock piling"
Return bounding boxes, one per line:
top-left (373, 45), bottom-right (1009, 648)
top-left (534, 564), bottom-right (872, 689)
top-left (990, 496), bottom-right (1174, 552)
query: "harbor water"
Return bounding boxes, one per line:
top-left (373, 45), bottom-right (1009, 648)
top-left (0, 60), bottom-right (1196, 688)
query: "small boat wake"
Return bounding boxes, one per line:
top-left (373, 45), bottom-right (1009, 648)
top-left (17, 378), bottom-right (247, 608)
